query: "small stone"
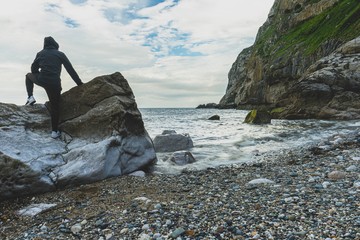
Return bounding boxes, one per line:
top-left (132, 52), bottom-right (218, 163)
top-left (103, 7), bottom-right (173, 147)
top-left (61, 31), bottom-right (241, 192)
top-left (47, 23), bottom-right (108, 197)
top-left (265, 230), bottom-right (274, 239)
top-left (40, 224), bottom-right (48, 232)
top-left (252, 233), bottom-right (261, 239)
top-left (308, 177), bottom-right (317, 183)
top-left (247, 178), bottom-right (275, 185)
top-left (129, 171), bottom-right (146, 177)
top-left (95, 220), bottom-right (103, 227)
top-left (170, 228), bottom-right (186, 238)
top-left (138, 233), bottom-right (151, 240)
top-left (294, 231), bottom-right (307, 236)
top-left (288, 215), bottom-right (296, 221)
top-left (346, 165), bottom-right (357, 172)
top-left (246, 184), bottom-right (257, 190)
top-left (328, 171), bottom-right (346, 180)
top-left (322, 181), bottom-right (331, 188)
top-left (142, 224), bottom-right (150, 230)
top-left (313, 184), bottom-right (324, 190)
top-left (154, 203), bottom-right (162, 209)
top-left (231, 210), bottom-right (242, 216)
top-left (120, 228), bottom-right (129, 234)
top-left (134, 197), bottom-right (152, 204)
top-left (335, 202), bottom-right (343, 207)
top-left (17, 203), bottom-right (57, 217)
top-left (102, 229), bottom-right (114, 240)
top-left (71, 223), bottom-right (82, 234)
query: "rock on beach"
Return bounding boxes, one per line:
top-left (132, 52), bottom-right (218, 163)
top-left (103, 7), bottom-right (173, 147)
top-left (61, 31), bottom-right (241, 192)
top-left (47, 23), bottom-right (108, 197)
top-left (0, 72), bottom-right (157, 200)
top-left (153, 130), bottom-right (194, 152)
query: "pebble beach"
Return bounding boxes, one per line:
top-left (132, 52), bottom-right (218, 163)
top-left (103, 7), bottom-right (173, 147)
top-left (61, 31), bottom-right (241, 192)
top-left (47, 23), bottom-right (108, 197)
top-left (1, 131), bottom-right (359, 240)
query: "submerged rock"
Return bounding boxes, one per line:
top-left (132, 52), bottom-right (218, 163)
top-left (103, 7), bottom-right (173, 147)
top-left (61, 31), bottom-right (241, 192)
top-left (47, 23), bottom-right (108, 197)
top-left (168, 151), bottom-right (196, 165)
top-left (0, 72), bottom-right (157, 200)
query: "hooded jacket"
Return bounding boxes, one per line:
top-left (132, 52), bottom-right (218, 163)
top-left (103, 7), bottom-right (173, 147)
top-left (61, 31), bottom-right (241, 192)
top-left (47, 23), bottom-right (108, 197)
top-left (31, 36), bottom-right (82, 90)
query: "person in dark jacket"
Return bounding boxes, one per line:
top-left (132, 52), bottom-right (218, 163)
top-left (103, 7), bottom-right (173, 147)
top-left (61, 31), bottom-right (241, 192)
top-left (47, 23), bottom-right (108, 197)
top-left (25, 36), bottom-right (83, 139)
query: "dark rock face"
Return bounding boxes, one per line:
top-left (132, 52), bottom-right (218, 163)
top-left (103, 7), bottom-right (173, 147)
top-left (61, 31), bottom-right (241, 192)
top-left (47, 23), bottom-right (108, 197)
top-left (277, 37), bottom-right (360, 119)
top-left (219, 0), bottom-right (360, 120)
top-left (0, 72), bottom-right (157, 201)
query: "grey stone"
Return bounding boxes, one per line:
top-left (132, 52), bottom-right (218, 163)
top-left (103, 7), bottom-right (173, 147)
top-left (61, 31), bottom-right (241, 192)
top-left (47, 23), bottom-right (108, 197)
top-left (153, 130), bottom-right (193, 152)
top-left (247, 178), bottom-right (275, 185)
top-left (168, 151), bottom-right (196, 165)
top-left (17, 203), bottom-right (57, 217)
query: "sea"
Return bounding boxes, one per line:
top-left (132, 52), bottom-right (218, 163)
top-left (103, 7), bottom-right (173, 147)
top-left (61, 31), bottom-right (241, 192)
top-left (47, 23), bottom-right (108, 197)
top-left (140, 108), bottom-right (360, 174)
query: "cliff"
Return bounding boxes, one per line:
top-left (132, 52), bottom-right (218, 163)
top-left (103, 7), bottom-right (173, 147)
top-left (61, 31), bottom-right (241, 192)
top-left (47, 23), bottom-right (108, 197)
top-left (219, 0), bottom-right (360, 119)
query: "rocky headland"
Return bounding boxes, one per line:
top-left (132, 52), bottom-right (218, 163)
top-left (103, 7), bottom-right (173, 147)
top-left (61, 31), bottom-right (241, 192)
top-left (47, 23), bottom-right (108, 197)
top-left (219, 0), bottom-right (360, 120)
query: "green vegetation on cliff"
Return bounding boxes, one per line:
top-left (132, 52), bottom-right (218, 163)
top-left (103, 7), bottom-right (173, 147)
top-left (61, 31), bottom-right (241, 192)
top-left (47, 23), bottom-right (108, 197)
top-left (256, 0), bottom-right (360, 58)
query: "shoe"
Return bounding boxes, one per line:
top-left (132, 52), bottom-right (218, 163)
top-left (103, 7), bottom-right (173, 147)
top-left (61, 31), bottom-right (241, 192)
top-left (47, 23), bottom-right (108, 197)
top-left (51, 131), bottom-right (61, 139)
top-left (25, 96), bottom-right (36, 105)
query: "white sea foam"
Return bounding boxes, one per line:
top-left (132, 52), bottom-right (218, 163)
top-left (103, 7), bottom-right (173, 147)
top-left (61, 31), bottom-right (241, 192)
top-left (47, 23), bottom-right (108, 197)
top-left (140, 108), bottom-right (359, 174)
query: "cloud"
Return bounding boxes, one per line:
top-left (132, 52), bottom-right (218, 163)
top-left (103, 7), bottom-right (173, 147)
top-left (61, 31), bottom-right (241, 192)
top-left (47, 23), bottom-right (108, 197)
top-left (0, 0), bottom-right (275, 107)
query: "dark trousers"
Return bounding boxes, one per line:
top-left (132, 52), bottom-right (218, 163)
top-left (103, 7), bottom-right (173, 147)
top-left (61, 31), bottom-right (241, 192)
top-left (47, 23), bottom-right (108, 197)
top-left (26, 73), bottom-right (61, 132)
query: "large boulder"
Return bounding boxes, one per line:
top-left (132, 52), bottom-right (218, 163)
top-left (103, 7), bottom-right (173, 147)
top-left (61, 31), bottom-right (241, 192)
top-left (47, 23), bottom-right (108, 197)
top-left (0, 72), bottom-right (157, 201)
top-left (58, 72), bottom-right (145, 140)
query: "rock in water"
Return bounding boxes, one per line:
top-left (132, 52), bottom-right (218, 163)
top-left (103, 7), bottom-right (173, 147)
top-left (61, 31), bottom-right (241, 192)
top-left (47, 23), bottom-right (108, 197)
top-left (208, 115), bottom-right (220, 120)
top-left (0, 72), bottom-right (157, 200)
top-left (153, 130), bottom-right (194, 152)
top-left (169, 151), bottom-right (196, 165)
top-left (244, 110), bottom-right (271, 124)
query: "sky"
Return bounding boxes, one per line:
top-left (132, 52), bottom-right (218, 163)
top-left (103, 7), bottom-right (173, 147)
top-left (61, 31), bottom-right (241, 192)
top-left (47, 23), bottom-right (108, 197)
top-left (0, 0), bottom-right (275, 108)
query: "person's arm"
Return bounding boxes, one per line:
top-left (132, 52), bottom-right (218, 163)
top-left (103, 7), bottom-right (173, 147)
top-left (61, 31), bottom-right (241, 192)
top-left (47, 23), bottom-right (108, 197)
top-left (61, 52), bottom-right (83, 86)
top-left (31, 53), bottom-right (40, 73)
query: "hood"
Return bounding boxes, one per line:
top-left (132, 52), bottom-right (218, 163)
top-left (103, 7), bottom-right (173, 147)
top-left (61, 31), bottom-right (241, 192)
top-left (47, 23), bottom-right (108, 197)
top-left (43, 36), bottom-right (59, 50)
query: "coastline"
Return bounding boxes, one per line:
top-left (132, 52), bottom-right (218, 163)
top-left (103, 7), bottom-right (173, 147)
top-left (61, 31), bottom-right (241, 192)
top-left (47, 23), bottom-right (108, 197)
top-left (1, 131), bottom-right (359, 239)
